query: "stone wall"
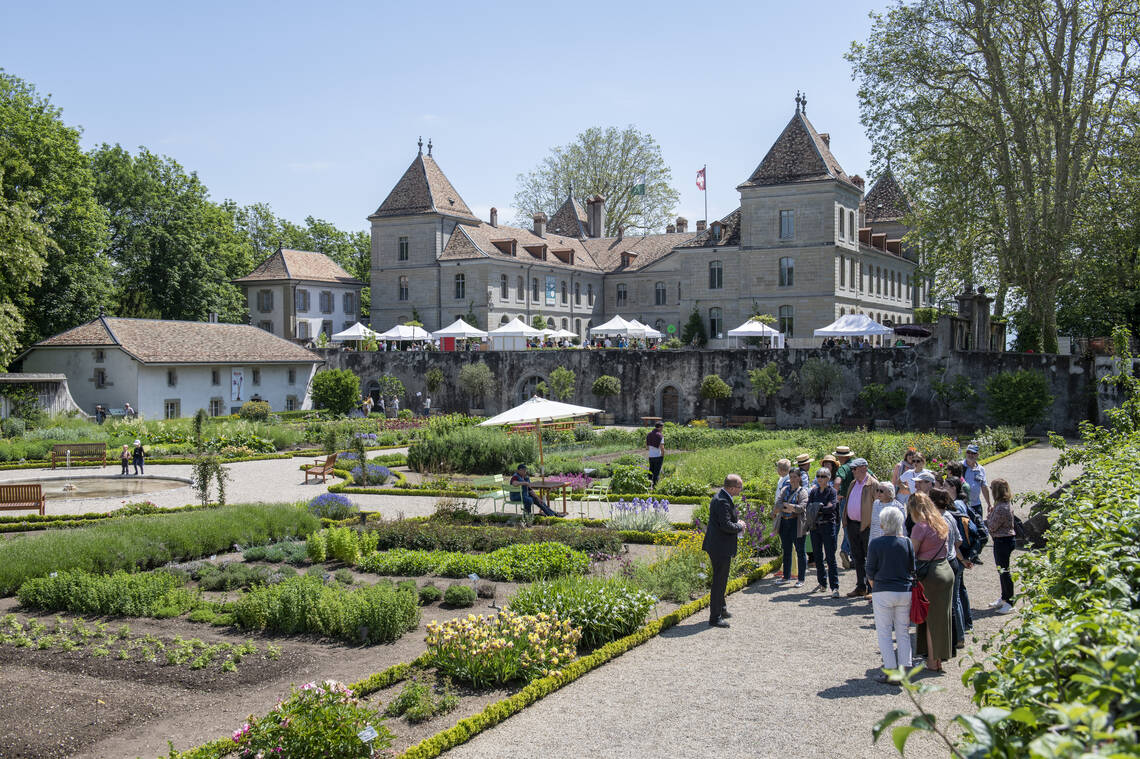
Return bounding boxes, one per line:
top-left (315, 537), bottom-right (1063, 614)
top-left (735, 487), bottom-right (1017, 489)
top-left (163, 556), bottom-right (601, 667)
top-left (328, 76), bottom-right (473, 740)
top-left (320, 344), bottom-right (1094, 434)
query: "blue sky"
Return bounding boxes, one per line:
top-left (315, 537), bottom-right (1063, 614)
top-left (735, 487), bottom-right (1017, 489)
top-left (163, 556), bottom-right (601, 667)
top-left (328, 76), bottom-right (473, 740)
top-left (4, 0), bottom-right (886, 233)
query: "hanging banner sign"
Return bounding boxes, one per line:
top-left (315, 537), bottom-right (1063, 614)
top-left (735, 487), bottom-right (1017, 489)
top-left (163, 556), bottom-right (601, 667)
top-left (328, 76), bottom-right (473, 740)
top-left (231, 369), bottom-right (245, 402)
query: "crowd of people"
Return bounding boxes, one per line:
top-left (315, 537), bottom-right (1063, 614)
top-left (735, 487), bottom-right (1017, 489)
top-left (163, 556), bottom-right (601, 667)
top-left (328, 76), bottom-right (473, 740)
top-left (704, 441), bottom-right (1018, 683)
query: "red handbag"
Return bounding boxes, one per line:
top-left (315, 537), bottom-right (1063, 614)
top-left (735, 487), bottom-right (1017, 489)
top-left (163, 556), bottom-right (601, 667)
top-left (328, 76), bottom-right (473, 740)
top-left (910, 582), bottom-right (930, 624)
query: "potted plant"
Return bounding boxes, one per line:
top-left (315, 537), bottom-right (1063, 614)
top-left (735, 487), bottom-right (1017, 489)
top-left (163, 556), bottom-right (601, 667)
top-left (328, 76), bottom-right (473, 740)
top-left (748, 361), bottom-right (784, 426)
top-left (798, 358), bottom-right (842, 426)
top-left (591, 375), bottom-right (621, 425)
top-left (458, 362), bottom-right (494, 416)
top-left (699, 374), bottom-right (731, 427)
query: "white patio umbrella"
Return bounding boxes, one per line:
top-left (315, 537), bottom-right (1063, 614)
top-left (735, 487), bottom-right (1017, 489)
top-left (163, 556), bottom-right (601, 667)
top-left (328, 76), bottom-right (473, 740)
top-left (480, 396), bottom-right (602, 475)
top-left (431, 318), bottom-right (488, 339)
top-left (378, 324), bottom-right (432, 341)
top-left (813, 313), bottom-right (893, 337)
top-left (589, 315), bottom-right (635, 337)
top-left (331, 322), bottom-right (378, 342)
top-left (726, 318), bottom-right (784, 347)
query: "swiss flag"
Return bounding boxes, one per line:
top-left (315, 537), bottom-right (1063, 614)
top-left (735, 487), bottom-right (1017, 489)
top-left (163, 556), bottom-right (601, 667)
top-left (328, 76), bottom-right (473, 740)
top-left (696, 168), bottom-right (706, 190)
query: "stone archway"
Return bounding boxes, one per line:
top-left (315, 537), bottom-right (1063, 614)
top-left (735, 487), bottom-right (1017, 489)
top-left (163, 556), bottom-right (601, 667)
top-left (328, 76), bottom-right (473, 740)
top-left (367, 380), bottom-right (381, 404)
top-left (516, 375), bottom-right (546, 405)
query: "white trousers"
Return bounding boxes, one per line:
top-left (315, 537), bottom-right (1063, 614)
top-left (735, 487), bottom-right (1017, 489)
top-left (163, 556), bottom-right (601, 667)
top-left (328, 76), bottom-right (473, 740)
top-left (872, 590), bottom-right (913, 669)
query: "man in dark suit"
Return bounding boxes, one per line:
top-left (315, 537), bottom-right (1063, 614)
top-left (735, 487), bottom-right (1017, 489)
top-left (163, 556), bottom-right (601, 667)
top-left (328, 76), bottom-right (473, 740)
top-left (702, 474), bottom-right (746, 628)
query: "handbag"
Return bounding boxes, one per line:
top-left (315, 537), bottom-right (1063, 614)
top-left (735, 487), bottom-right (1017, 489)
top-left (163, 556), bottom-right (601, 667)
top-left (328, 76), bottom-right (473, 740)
top-left (910, 582), bottom-right (930, 624)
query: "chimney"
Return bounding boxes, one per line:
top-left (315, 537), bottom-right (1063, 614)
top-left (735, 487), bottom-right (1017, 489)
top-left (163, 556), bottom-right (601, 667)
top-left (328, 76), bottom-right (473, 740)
top-left (617, 226), bottom-right (624, 242)
top-left (819, 133), bottom-right (830, 147)
top-left (490, 207), bottom-right (498, 227)
top-left (532, 212), bottom-right (547, 238)
top-left (666, 223), bottom-right (676, 233)
top-left (675, 217), bottom-right (687, 233)
top-left (851, 174), bottom-right (865, 190)
top-left (696, 220), bottom-right (707, 232)
top-left (588, 195), bottom-right (606, 238)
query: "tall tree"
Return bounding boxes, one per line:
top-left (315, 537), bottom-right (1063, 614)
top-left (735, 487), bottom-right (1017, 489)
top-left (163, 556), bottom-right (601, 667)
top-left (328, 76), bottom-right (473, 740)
top-left (514, 125), bottom-right (680, 235)
top-left (0, 70), bottom-right (111, 363)
top-left (849, 0), bottom-right (1139, 351)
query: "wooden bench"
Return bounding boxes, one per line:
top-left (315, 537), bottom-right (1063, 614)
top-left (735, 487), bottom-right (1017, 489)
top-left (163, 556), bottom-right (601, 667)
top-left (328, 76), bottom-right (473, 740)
top-left (725, 415), bottom-right (758, 428)
top-left (0, 483), bottom-right (46, 515)
top-left (51, 443), bottom-right (107, 469)
top-left (305, 453), bottom-right (339, 484)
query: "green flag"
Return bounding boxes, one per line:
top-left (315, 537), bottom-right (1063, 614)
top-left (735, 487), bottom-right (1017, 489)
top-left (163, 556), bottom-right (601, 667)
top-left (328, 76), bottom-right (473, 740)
top-left (630, 174), bottom-right (646, 196)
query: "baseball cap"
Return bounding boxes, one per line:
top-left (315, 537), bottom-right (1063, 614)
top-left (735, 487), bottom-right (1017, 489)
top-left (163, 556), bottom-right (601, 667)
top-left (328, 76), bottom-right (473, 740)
top-left (965, 443), bottom-right (980, 454)
top-left (915, 471), bottom-right (937, 483)
top-left (851, 457), bottom-right (869, 468)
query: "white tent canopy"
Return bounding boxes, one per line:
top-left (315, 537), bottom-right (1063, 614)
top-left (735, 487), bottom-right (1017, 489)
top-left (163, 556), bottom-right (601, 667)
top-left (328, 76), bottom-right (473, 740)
top-left (331, 322), bottom-right (378, 342)
top-left (627, 319), bottom-right (662, 339)
top-left (432, 318), bottom-right (488, 339)
top-left (726, 318), bottom-right (785, 347)
top-left (813, 314), bottom-right (893, 337)
top-left (590, 315), bottom-right (636, 337)
top-left (378, 324), bottom-right (432, 341)
top-left (551, 328), bottom-right (578, 339)
top-left (479, 396), bottom-right (602, 427)
top-left (488, 317), bottom-right (543, 337)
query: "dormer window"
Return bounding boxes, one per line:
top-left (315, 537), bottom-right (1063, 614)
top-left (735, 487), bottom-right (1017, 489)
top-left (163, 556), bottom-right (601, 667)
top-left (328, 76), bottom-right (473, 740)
top-left (491, 239), bottom-right (517, 256)
top-left (710, 221), bottom-right (722, 241)
top-left (524, 244), bottom-right (547, 260)
top-left (620, 251), bottom-right (638, 267)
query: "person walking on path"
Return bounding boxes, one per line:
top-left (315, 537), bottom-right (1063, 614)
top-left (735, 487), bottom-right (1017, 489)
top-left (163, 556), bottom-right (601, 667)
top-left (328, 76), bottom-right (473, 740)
top-left (833, 445), bottom-right (855, 569)
top-left (646, 422), bottom-right (665, 487)
top-left (962, 443), bottom-right (992, 515)
top-left (131, 439), bottom-right (146, 475)
top-left (703, 474), bottom-right (745, 628)
top-left (985, 478), bottom-right (1017, 614)
top-left (908, 493), bottom-right (954, 672)
top-left (774, 468), bottom-right (809, 587)
top-left (845, 458), bottom-right (879, 597)
top-left (423, 396), bottom-right (432, 417)
top-left (866, 505), bottom-right (915, 681)
top-left (119, 444), bottom-right (130, 475)
top-left (807, 467), bottom-right (840, 596)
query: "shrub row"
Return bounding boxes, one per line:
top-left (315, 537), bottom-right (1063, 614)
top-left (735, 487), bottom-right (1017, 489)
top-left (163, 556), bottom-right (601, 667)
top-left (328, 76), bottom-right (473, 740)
top-left (310, 522), bottom-right (622, 559)
top-left (508, 576), bottom-right (658, 651)
top-left (0, 503), bottom-right (319, 595)
top-left (407, 426), bottom-right (538, 474)
top-left (17, 569), bottom-right (197, 617)
top-left (355, 542), bottom-right (590, 583)
top-left (231, 574), bottom-right (420, 644)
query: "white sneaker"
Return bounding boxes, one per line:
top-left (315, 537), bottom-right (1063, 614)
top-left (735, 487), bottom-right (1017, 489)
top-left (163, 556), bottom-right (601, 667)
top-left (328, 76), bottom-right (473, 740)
top-left (987, 598), bottom-right (1004, 610)
top-left (995, 601), bottom-right (1014, 614)
top-left (831, 589), bottom-right (840, 598)
top-left (794, 581), bottom-right (804, 588)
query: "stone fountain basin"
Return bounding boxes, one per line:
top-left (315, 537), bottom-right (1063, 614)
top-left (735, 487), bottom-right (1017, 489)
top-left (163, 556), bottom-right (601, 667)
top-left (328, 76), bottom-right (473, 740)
top-left (12, 474), bottom-right (193, 501)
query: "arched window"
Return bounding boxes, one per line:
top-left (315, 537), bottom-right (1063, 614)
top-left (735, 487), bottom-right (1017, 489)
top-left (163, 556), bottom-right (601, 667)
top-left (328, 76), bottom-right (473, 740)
top-left (500, 314), bottom-right (510, 325)
top-left (561, 281), bottom-right (568, 304)
top-left (616, 284), bottom-right (627, 307)
top-left (517, 276), bottom-right (524, 300)
top-left (709, 260), bottom-right (723, 290)
top-left (839, 307), bottom-right (846, 316)
top-left (778, 305), bottom-right (794, 338)
top-left (779, 257), bottom-right (794, 287)
top-left (454, 273), bottom-right (465, 300)
top-left (709, 307), bottom-right (723, 338)
top-left (574, 318), bottom-right (581, 335)
top-left (839, 207), bottom-right (845, 238)
top-left (500, 274), bottom-right (508, 300)
top-left (587, 283), bottom-right (594, 305)
top-left (561, 318), bottom-right (568, 329)
top-left (875, 267), bottom-right (882, 295)
top-left (849, 210), bottom-right (856, 240)
top-left (655, 282), bottom-right (666, 306)
top-left (851, 259), bottom-right (858, 290)
top-left (839, 255), bottom-right (846, 287)
top-left (532, 278), bottom-right (539, 301)
top-left (574, 282), bottom-right (581, 305)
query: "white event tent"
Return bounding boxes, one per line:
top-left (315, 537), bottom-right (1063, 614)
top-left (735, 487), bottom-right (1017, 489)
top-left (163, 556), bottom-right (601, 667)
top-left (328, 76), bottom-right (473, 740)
top-left (488, 317), bottom-right (542, 351)
top-left (726, 318), bottom-right (785, 347)
top-left (331, 322), bottom-right (378, 342)
top-left (378, 324), bottom-right (432, 342)
top-left (589, 315), bottom-right (636, 337)
top-left (431, 318), bottom-right (488, 340)
top-left (813, 314), bottom-right (894, 338)
top-left (627, 319), bottom-right (663, 340)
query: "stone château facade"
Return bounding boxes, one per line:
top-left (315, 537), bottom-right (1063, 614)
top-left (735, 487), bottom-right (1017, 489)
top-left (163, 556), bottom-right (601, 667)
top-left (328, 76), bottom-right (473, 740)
top-left (369, 99), bottom-right (925, 345)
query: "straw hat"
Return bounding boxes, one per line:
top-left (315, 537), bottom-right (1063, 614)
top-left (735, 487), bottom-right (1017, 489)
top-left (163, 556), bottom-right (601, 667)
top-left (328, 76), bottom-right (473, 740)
top-left (833, 445), bottom-right (853, 458)
top-left (820, 454), bottom-right (839, 466)
top-left (794, 453), bottom-right (813, 467)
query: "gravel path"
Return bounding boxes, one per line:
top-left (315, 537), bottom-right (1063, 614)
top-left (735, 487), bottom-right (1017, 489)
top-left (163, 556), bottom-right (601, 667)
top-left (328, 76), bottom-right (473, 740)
top-left (444, 442), bottom-right (1073, 759)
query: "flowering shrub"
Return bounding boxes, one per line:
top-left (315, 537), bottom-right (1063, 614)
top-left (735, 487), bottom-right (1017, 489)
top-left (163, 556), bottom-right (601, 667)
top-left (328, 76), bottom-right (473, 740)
top-left (111, 500), bottom-right (161, 517)
top-left (605, 498), bottom-right (672, 532)
top-left (737, 500), bottom-right (779, 556)
top-left (546, 473), bottom-right (594, 492)
top-left (609, 464), bottom-right (652, 494)
top-left (353, 432), bottom-right (379, 444)
top-left (425, 611), bottom-right (580, 687)
top-left (307, 493), bottom-right (358, 521)
top-left (509, 576), bottom-right (657, 650)
top-left (349, 464), bottom-right (391, 486)
top-left (230, 679), bottom-right (391, 758)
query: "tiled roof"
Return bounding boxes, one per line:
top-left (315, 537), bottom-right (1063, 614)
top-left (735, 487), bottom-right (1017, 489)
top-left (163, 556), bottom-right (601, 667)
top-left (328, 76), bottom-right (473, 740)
top-left (370, 153), bottom-right (479, 222)
top-left (739, 111), bottom-right (856, 189)
top-left (677, 208), bottom-right (743, 248)
top-left (864, 169), bottom-right (911, 222)
top-left (581, 231), bottom-right (698, 271)
top-left (233, 249), bottom-right (363, 285)
top-left (547, 194), bottom-right (589, 238)
top-left (34, 317), bottom-right (322, 364)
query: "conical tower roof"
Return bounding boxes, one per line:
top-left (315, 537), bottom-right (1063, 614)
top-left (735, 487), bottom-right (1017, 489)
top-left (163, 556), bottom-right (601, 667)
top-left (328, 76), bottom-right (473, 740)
top-left (547, 191), bottom-right (590, 237)
top-left (864, 168), bottom-right (911, 222)
top-left (739, 108), bottom-right (856, 189)
top-left (370, 148), bottom-right (478, 222)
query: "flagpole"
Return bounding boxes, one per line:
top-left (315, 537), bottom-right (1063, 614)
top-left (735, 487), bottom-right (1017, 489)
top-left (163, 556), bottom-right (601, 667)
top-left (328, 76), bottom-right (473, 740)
top-left (703, 164), bottom-right (708, 228)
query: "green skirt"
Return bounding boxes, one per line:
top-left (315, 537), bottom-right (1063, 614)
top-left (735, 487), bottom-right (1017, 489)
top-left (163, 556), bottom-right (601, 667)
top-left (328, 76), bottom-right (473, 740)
top-left (915, 558), bottom-right (954, 661)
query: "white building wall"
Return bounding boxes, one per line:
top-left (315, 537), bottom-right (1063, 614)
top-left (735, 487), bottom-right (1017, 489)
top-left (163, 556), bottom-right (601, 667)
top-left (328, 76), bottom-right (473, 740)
top-left (293, 282), bottom-right (362, 338)
top-left (136, 364), bottom-right (317, 418)
top-left (20, 347), bottom-right (140, 416)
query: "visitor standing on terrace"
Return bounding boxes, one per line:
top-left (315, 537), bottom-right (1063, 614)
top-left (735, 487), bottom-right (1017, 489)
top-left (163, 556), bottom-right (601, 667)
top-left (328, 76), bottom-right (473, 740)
top-left (832, 445), bottom-right (855, 569)
top-left (844, 458), bottom-right (878, 598)
top-left (908, 492), bottom-right (954, 672)
top-left (775, 468), bottom-right (809, 587)
top-left (703, 474), bottom-right (745, 628)
top-left (808, 467), bottom-right (840, 597)
top-left (961, 443), bottom-right (992, 515)
top-left (866, 505), bottom-right (915, 682)
top-left (646, 422), bottom-right (665, 487)
top-left (984, 478), bottom-right (1017, 615)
